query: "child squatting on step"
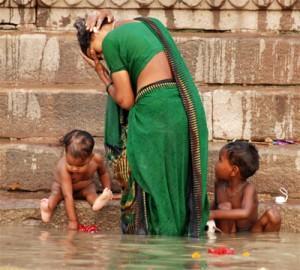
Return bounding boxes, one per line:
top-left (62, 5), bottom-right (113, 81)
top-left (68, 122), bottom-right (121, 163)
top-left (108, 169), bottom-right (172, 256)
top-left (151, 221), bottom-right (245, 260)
top-left (209, 141), bottom-right (281, 233)
top-left (40, 129), bottom-right (113, 230)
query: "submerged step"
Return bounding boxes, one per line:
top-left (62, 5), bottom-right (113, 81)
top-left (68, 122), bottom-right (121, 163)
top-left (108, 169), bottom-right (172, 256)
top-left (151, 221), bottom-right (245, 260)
top-left (0, 194), bottom-right (299, 233)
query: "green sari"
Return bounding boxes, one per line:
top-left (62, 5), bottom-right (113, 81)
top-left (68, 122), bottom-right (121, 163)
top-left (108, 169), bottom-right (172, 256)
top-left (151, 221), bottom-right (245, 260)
top-left (105, 17), bottom-right (209, 237)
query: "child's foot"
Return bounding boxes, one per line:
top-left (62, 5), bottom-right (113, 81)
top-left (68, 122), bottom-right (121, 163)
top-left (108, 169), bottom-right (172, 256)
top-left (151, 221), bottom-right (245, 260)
top-left (40, 198), bottom-right (52, 223)
top-left (92, 188), bottom-right (113, 211)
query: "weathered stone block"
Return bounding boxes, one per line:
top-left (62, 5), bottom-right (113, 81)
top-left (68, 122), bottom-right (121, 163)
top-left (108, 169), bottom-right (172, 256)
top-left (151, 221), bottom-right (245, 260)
top-left (0, 86), bottom-right (212, 140)
top-left (1, 32), bottom-right (300, 85)
top-left (211, 87), bottom-right (300, 141)
top-left (0, 86), bottom-right (106, 138)
top-left (0, 195), bottom-right (121, 233)
top-left (0, 7), bottom-right (36, 25)
top-left (0, 33), bottom-right (97, 83)
top-left (0, 143), bottom-right (121, 192)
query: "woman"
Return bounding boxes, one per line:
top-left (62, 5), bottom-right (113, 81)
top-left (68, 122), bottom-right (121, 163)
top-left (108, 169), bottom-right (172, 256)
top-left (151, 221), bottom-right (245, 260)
top-left (74, 11), bottom-right (209, 237)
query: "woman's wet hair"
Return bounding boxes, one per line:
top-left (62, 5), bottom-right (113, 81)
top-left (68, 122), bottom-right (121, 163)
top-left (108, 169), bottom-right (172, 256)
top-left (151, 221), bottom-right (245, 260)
top-left (223, 141), bottom-right (259, 180)
top-left (73, 18), bottom-right (91, 55)
top-left (73, 17), bottom-right (109, 55)
top-left (60, 129), bottom-right (95, 160)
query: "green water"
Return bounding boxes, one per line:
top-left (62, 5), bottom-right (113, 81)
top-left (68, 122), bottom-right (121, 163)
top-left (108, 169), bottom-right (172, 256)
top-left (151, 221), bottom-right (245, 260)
top-left (0, 226), bottom-right (299, 270)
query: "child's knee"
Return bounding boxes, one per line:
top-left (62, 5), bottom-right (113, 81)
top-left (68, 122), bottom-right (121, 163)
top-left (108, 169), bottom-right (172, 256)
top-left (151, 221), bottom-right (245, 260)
top-left (218, 202), bottom-right (232, 210)
top-left (266, 207), bottom-right (281, 225)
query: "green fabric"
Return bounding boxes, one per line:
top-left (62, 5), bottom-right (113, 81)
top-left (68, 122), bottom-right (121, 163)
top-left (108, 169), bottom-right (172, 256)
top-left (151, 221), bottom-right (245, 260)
top-left (102, 22), bottom-right (164, 91)
top-left (136, 17), bottom-right (209, 236)
top-left (104, 17), bottom-right (209, 237)
top-left (127, 84), bottom-right (190, 236)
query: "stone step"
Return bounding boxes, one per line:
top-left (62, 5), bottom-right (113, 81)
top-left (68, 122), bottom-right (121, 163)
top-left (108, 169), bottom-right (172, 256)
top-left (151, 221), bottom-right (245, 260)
top-left (0, 142), bottom-right (122, 193)
top-left (1, 142), bottom-right (299, 197)
top-left (1, 85), bottom-right (300, 141)
top-left (0, 191), bottom-right (121, 234)
top-left (0, 191), bottom-right (298, 233)
top-left (1, 31), bottom-right (300, 85)
top-left (0, 85), bottom-right (106, 139)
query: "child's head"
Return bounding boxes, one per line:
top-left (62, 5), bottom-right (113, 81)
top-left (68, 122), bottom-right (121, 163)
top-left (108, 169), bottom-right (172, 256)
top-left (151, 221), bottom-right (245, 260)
top-left (216, 141), bottom-right (259, 182)
top-left (61, 130), bottom-right (95, 171)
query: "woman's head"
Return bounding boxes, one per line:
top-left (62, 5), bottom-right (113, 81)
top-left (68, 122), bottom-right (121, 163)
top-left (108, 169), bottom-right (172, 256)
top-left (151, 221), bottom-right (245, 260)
top-left (73, 18), bottom-right (92, 57)
top-left (73, 17), bottom-right (109, 60)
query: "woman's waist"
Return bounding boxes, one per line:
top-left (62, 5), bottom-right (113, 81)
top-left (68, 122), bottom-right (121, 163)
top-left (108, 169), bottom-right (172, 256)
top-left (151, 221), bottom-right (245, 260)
top-left (135, 79), bottom-right (177, 102)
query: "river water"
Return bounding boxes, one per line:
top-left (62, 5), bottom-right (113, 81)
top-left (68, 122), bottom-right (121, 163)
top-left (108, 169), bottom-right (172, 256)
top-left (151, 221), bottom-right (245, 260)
top-left (0, 225), bottom-right (299, 270)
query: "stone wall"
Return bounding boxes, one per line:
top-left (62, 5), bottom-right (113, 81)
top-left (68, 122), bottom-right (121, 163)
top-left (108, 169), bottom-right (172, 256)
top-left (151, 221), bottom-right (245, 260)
top-left (1, 0), bottom-right (300, 31)
top-left (1, 1), bottom-right (300, 193)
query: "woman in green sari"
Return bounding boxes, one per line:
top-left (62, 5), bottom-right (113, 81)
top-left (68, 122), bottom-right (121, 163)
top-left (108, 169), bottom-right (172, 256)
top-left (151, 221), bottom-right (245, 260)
top-left (74, 11), bottom-right (209, 237)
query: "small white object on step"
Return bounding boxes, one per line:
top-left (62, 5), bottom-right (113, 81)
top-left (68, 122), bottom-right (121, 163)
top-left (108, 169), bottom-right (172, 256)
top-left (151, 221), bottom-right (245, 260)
top-left (206, 220), bottom-right (217, 233)
top-left (275, 187), bottom-right (288, 204)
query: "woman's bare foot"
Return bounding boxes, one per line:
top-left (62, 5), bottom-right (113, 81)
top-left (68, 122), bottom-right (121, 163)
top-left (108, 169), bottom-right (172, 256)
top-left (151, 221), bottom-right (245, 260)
top-left (92, 188), bottom-right (113, 211)
top-left (40, 198), bottom-right (52, 223)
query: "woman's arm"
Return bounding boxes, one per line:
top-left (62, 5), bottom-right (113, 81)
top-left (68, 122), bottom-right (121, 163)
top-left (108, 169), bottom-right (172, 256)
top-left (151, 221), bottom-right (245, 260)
top-left (108, 71), bottom-right (135, 110)
top-left (88, 49), bottom-right (135, 110)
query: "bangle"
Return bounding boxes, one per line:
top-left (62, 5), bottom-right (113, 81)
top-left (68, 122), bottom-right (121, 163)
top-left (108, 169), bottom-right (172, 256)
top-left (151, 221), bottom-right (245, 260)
top-left (106, 82), bottom-right (113, 93)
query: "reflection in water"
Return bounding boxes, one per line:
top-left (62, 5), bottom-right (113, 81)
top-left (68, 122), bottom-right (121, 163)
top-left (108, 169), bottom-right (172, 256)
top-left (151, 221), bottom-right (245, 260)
top-left (0, 225), bottom-right (299, 270)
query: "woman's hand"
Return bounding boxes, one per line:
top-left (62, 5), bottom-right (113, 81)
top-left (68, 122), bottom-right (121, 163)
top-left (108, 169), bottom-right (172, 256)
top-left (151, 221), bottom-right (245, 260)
top-left (79, 51), bottom-right (96, 68)
top-left (85, 10), bottom-right (114, 32)
top-left (89, 49), bottom-right (111, 85)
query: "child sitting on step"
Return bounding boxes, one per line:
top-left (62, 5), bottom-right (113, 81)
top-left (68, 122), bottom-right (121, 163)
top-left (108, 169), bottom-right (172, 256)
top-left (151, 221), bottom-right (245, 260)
top-left (40, 129), bottom-right (113, 230)
top-left (209, 141), bottom-right (281, 233)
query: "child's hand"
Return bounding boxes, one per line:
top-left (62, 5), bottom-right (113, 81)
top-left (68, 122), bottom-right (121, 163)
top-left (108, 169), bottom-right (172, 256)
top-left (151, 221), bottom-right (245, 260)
top-left (209, 210), bottom-right (215, 220)
top-left (68, 220), bottom-right (78, 230)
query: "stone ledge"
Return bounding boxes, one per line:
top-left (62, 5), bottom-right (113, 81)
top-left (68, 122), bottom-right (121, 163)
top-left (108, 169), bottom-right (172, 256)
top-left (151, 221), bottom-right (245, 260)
top-left (0, 85), bottom-right (211, 140)
top-left (1, 32), bottom-right (300, 85)
top-left (1, 85), bottom-right (300, 142)
top-left (0, 143), bottom-right (122, 192)
top-left (1, 142), bottom-right (300, 195)
top-left (0, 196), bottom-right (121, 233)
top-left (0, 195), bottom-right (299, 233)
top-left (0, 86), bottom-right (107, 139)
top-left (2, 0), bottom-right (300, 10)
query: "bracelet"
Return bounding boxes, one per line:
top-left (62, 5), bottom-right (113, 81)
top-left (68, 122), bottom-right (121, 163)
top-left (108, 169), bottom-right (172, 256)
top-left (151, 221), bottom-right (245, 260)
top-left (106, 82), bottom-right (113, 93)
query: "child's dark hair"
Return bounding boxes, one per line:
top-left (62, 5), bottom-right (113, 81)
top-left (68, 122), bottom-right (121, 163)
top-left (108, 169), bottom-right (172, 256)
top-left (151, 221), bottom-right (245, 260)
top-left (73, 17), bottom-right (109, 55)
top-left (60, 129), bottom-right (95, 160)
top-left (223, 141), bottom-right (259, 180)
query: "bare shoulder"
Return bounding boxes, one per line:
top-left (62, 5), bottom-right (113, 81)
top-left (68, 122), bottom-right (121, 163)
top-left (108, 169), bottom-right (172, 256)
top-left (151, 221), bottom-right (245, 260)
top-left (243, 182), bottom-right (258, 199)
top-left (92, 153), bottom-right (105, 167)
top-left (54, 157), bottom-right (69, 181)
top-left (244, 182), bottom-right (256, 193)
